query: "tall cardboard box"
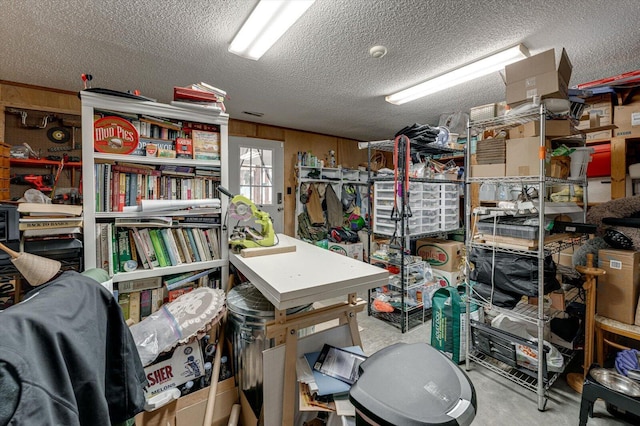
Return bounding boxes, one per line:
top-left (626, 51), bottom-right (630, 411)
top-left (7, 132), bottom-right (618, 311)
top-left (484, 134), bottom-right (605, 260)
top-left (415, 238), bottom-right (463, 272)
top-left (613, 103), bottom-right (640, 138)
top-left (505, 48), bottom-right (572, 106)
top-left (597, 249), bottom-right (640, 324)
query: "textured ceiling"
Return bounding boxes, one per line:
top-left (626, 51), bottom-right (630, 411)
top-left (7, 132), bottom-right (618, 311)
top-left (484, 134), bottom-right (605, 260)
top-left (1, 0), bottom-right (639, 141)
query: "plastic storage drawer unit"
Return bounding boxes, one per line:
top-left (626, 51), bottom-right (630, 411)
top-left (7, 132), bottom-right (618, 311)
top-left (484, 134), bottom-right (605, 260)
top-left (349, 342), bottom-right (476, 425)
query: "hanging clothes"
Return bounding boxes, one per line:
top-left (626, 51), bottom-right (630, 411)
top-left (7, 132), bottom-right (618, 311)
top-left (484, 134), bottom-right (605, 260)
top-left (325, 184), bottom-right (344, 228)
top-left (306, 183), bottom-right (325, 225)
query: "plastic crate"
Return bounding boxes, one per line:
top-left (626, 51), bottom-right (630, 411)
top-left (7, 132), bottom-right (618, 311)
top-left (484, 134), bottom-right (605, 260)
top-left (477, 217), bottom-right (539, 239)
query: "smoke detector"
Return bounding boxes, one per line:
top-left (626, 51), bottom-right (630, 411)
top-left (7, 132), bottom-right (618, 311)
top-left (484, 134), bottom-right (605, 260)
top-left (369, 45), bottom-right (387, 59)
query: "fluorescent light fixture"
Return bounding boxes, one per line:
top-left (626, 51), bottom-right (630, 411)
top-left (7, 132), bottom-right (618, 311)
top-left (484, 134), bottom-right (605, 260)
top-left (385, 44), bottom-right (529, 105)
top-left (229, 0), bottom-right (315, 60)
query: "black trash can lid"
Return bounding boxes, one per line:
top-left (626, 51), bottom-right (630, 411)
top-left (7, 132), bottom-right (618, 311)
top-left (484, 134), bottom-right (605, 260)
top-left (349, 343), bottom-right (476, 426)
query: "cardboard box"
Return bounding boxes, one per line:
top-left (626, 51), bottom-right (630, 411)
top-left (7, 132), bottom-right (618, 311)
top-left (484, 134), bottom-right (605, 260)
top-left (144, 341), bottom-right (205, 397)
top-left (597, 249), bottom-right (640, 325)
top-left (415, 238), bottom-right (463, 272)
top-left (614, 103), bottom-right (640, 137)
top-left (328, 242), bottom-right (363, 260)
top-left (505, 137), bottom-right (549, 176)
top-left (136, 377), bottom-right (238, 426)
top-left (471, 164), bottom-right (505, 177)
top-left (431, 268), bottom-right (463, 287)
top-left (508, 119), bottom-right (571, 139)
top-left (505, 48), bottom-right (572, 106)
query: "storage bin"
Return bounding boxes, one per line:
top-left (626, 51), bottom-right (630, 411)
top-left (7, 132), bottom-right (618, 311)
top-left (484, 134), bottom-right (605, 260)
top-left (569, 147), bottom-right (594, 179)
top-left (375, 181), bottom-right (395, 191)
top-left (422, 198), bottom-right (439, 208)
top-left (373, 223), bottom-right (395, 236)
top-left (440, 198), bottom-right (458, 208)
top-left (587, 143), bottom-right (611, 178)
top-left (476, 217), bottom-right (539, 239)
top-left (422, 207), bottom-right (438, 218)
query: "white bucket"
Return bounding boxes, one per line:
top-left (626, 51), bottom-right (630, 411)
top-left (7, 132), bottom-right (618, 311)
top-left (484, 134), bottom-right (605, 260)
top-left (569, 147), bottom-right (595, 179)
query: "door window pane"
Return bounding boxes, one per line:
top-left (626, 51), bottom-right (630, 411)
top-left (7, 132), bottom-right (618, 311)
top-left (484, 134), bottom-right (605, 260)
top-left (239, 147), bottom-right (273, 205)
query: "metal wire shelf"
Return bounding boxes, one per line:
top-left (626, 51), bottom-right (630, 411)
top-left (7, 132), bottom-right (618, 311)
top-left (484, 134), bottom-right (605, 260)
top-left (470, 234), bottom-right (587, 257)
top-left (467, 175), bottom-right (587, 185)
top-left (370, 306), bottom-right (431, 331)
top-left (359, 139), bottom-right (463, 156)
top-left (469, 110), bottom-right (539, 132)
top-left (470, 287), bottom-right (580, 325)
top-left (469, 344), bottom-right (576, 394)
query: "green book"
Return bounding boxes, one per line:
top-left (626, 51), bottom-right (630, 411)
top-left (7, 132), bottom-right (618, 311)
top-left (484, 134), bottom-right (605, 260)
top-left (117, 229), bottom-right (133, 271)
top-left (149, 229), bottom-right (169, 267)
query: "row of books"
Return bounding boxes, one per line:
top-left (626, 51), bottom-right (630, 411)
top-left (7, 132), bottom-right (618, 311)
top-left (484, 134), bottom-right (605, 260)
top-left (114, 270), bottom-right (220, 323)
top-left (94, 162), bottom-right (221, 212)
top-left (17, 203), bottom-right (83, 237)
top-left (96, 223), bottom-right (222, 275)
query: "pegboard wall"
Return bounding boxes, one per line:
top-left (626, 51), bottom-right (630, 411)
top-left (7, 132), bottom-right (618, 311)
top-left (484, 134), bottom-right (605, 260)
top-left (5, 108), bottom-right (83, 201)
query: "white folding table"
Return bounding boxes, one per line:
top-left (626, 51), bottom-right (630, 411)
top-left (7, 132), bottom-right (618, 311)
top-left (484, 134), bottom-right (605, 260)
top-left (229, 234), bottom-right (388, 425)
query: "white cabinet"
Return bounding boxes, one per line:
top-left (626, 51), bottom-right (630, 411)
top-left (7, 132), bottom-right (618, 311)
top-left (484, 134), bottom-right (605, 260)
top-left (80, 91), bottom-right (229, 288)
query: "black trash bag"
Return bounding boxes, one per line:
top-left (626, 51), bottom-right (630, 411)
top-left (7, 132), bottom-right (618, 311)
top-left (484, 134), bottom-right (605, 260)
top-left (468, 248), bottom-right (560, 297)
top-left (471, 281), bottom-right (521, 309)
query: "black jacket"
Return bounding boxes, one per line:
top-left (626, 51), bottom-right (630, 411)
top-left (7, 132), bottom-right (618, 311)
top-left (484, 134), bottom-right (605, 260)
top-left (0, 271), bottom-right (146, 425)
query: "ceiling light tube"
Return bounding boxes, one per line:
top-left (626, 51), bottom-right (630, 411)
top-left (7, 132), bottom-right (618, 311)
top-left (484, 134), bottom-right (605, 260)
top-left (385, 44), bottom-right (529, 105)
top-left (229, 0), bottom-right (315, 60)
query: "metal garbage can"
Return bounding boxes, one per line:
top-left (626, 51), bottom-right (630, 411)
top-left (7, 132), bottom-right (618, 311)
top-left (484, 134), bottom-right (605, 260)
top-left (226, 282), bottom-right (312, 416)
top-left (349, 342), bottom-right (476, 426)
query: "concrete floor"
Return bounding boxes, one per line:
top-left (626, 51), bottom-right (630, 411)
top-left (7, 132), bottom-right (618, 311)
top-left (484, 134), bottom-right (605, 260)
top-left (352, 304), bottom-right (634, 425)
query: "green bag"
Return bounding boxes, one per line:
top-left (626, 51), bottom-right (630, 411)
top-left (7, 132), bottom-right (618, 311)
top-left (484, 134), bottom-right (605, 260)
top-left (430, 285), bottom-right (482, 364)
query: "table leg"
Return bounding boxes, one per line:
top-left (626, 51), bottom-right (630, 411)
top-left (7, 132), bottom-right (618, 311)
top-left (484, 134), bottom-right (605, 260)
top-left (282, 328), bottom-right (298, 426)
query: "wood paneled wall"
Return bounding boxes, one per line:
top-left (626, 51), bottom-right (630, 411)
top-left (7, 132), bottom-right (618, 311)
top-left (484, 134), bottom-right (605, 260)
top-left (0, 82), bottom-right (369, 236)
top-left (229, 119), bottom-right (368, 236)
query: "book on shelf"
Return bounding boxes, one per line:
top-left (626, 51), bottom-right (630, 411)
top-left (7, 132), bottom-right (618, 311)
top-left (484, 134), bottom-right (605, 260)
top-left (129, 291), bottom-right (141, 323)
top-left (138, 228), bottom-right (161, 268)
top-left (140, 289), bottom-right (152, 320)
top-left (192, 130), bottom-right (221, 161)
top-left (22, 226), bottom-right (82, 238)
top-left (130, 138), bottom-right (176, 157)
top-left (167, 286), bottom-right (195, 302)
top-left (117, 229), bottom-right (134, 272)
top-left (151, 288), bottom-right (162, 314)
top-left (17, 203), bottom-right (82, 217)
top-left (109, 223), bottom-right (118, 275)
top-left (164, 268), bottom-right (217, 291)
top-left (191, 228), bottom-right (209, 261)
top-left (175, 138), bottom-right (193, 159)
top-left (148, 229), bottom-right (170, 267)
top-left (130, 228), bottom-right (152, 269)
top-left (117, 276), bottom-right (162, 294)
top-left (115, 216), bottom-right (173, 227)
top-left (171, 228), bottom-right (188, 264)
top-left (160, 228), bottom-right (182, 266)
top-left (180, 228), bottom-right (197, 262)
top-left (19, 217), bottom-right (83, 230)
top-left (184, 228), bottom-right (201, 262)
